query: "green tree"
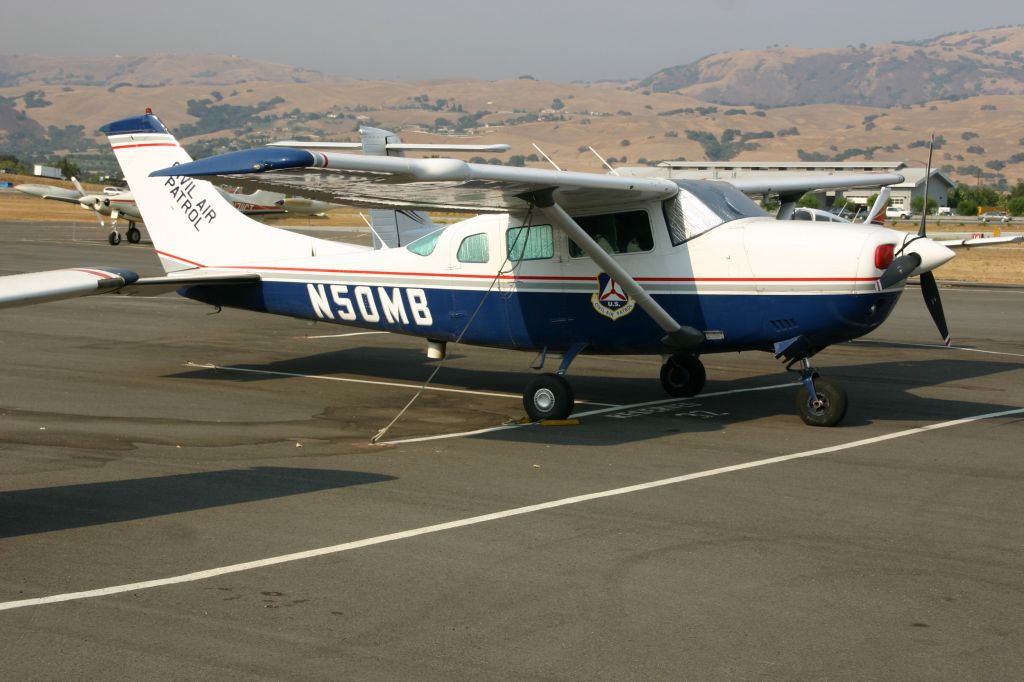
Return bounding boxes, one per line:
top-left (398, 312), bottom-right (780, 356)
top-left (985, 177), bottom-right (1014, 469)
top-left (54, 157), bottom-right (81, 180)
top-left (797, 194), bottom-right (822, 209)
top-left (911, 196), bottom-right (939, 214)
top-left (0, 154), bottom-right (29, 174)
top-left (1008, 196), bottom-right (1024, 216)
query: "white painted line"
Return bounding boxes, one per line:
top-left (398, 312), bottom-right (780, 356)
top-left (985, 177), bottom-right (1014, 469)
top-left (853, 339), bottom-right (1024, 359)
top-left (381, 382), bottom-right (798, 445)
top-left (300, 331), bottom-right (390, 339)
top-left (185, 361), bottom-right (523, 400)
top-left (3, 406), bottom-right (1020, 612)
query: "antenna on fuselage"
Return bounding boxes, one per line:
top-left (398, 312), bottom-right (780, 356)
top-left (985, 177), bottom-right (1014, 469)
top-left (532, 143), bottom-right (562, 171)
top-left (587, 146), bottom-right (620, 176)
top-left (359, 212), bottom-right (390, 249)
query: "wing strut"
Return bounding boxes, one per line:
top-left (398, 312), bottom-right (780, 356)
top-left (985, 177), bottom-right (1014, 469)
top-left (529, 190), bottom-right (704, 349)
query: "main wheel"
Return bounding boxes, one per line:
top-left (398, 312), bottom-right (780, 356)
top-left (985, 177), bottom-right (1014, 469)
top-left (127, 226), bottom-right (141, 243)
top-left (660, 354), bottom-right (706, 397)
top-left (108, 231), bottom-right (122, 245)
top-left (794, 377), bottom-right (848, 427)
top-left (523, 374), bottom-right (574, 421)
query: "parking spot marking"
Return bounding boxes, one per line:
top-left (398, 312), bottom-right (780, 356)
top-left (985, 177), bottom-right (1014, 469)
top-left (852, 339), bottom-right (1024, 359)
top-left (184, 361), bottom-right (526, 400)
top-left (3, 406), bottom-right (1021, 613)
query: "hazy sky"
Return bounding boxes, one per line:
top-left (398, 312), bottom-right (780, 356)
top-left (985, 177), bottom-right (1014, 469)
top-left (4, 0), bottom-right (1024, 81)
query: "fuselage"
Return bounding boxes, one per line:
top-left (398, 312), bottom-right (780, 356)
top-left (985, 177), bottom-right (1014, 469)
top-left (180, 205), bottom-right (906, 356)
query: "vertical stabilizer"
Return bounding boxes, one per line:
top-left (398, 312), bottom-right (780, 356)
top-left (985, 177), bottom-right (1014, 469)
top-left (101, 111), bottom-right (354, 273)
top-left (361, 126), bottom-right (438, 248)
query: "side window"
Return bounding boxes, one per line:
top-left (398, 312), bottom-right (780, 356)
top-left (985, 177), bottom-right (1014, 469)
top-left (568, 210), bottom-right (653, 257)
top-left (457, 233), bottom-right (489, 263)
top-left (407, 229), bottom-right (443, 256)
top-left (507, 224), bottom-right (554, 261)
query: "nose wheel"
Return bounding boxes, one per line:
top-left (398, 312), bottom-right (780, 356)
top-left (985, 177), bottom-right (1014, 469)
top-left (794, 375), bottom-right (848, 426)
top-left (107, 230), bottom-right (122, 245)
top-left (660, 354), bottom-right (706, 397)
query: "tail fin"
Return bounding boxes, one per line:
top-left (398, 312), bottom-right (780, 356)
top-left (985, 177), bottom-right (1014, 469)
top-left (360, 126), bottom-right (438, 248)
top-left (101, 110), bottom-right (349, 273)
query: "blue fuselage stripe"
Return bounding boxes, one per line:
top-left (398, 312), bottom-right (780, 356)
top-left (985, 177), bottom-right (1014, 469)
top-left (181, 281), bottom-right (902, 354)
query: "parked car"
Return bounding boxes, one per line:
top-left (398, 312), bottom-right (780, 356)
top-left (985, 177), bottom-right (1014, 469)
top-left (980, 211), bottom-right (1011, 223)
top-left (885, 207), bottom-right (912, 219)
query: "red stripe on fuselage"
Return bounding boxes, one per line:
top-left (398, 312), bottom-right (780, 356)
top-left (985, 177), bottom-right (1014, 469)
top-left (155, 251), bottom-right (879, 283)
top-left (72, 268), bottom-right (115, 279)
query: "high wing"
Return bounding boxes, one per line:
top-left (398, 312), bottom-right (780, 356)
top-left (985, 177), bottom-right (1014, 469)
top-left (727, 173), bottom-right (905, 195)
top-left (0, 269), bottom-right (260, 309)
top-left (149, 147), bottom-right (680, 213)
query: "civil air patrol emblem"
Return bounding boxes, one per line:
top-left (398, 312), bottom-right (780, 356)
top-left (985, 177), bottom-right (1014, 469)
top-left (591, 273), bottom-right (635, 320)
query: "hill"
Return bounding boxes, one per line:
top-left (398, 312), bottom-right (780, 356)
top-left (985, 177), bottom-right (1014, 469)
top-left (3, 30), bottom-right (1024, 190)
top-left (637, 26), bottom-right (1024, 107)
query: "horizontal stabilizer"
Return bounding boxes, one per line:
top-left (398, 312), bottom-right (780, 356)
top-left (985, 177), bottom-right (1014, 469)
top-left (0, 268), bottom-right (262, 308)
top-left (0, 268), bottom-right (137, 309)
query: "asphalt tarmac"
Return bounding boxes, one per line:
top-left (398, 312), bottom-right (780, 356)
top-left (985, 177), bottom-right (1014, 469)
top-left (2, 222), bottom-right (1023, 680)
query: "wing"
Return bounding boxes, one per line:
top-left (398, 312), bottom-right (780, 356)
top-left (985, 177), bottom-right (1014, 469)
top-left (0, 269), bottom-right (260, 309)
top-left (939, 235), bottom-right (1024, 249)
top-left (15, 184), bottom-right (83, 204)
top-left (728, 173), bottom-right (905, 195)
top-left (150, 147), bottom-right (680, 213)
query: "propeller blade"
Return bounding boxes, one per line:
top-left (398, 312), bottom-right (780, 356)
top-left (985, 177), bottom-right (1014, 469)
top-left (70, 176), bottom-right (86, 198)
top-left (879, 253), bottom-right (922, 289)
top-left (920, 271), bottom-right (950, 346)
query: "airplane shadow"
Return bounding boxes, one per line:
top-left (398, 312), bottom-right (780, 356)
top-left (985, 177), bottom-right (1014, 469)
top-left (167, 347), bottom-right (1024, 446)
top-left (0, 467), bottom-right (395, 538)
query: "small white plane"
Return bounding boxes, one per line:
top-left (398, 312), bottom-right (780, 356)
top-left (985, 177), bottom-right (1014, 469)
top-left (16, 179), bottom-right (337, 244)
top-left (1, 111), bottom-right (1019, 428)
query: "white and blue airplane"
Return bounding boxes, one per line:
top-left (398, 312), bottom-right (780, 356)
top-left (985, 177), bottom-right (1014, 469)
top-left (2, 110), bottom-right (1017, 427)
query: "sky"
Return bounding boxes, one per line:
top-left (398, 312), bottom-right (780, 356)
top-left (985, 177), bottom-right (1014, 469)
top-left (3, 0), bottom-right (1024, 82)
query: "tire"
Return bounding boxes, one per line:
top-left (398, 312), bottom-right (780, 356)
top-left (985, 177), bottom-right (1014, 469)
top-left (523, 374), bottom-right (574, 421)
top-left (660, 354), bottom-right (706, 397)
top-left (108, 231), bottom-right (122, 245)
top-left (794, 377), bottom-right (848, 427)
top-left (127, 227), bottom-right (141, 243)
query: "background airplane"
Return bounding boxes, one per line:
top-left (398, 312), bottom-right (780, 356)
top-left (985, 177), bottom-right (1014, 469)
top-left (15, 179), bottom-right (338, 244)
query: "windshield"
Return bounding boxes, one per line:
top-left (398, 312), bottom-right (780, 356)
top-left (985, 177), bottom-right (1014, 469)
top-left (666, 180), bottom-right (767, 243)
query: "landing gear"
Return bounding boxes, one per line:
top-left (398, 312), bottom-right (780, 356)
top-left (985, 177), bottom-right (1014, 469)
top-left (523, 374), bottom-right (575, 421)
top-left (775, 336), bottom-right (848, 427)
top-left (107, 231), bottom-right (122, 245)
top-left (126, 222), bottom-right (141, 244)
top-left (660, 354), bottom-right (706, 397)
top-left (794, 375), bottom-right (848, 427)
top-left (522, 343), bottom-right (585, 421)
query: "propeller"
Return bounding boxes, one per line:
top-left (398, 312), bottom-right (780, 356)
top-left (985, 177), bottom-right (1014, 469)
top-left (914, 135), bottom-right (952, 346)
top-left (71, 176), bottom-right (106, 227)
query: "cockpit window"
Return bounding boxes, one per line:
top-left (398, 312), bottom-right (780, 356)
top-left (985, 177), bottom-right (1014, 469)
top-left (664, 180), bottom-right (767, 244)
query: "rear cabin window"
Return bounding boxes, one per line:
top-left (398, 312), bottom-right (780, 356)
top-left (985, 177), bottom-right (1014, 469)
top-left (567, 210), bottom-right (653, 257)
top-left (507, 224), bottom-right (554, 261)
top-left (457, 233), bottom-right (489, 263)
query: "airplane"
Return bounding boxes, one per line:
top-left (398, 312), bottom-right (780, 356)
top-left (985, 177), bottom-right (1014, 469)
top-left (16, 179), bottom-right (338, 245)
top-left (2, 110), bottom-right (1020, 430)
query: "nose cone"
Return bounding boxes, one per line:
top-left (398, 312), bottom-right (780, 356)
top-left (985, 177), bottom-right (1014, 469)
top-left (903, 236), bottom-right (955, 275)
